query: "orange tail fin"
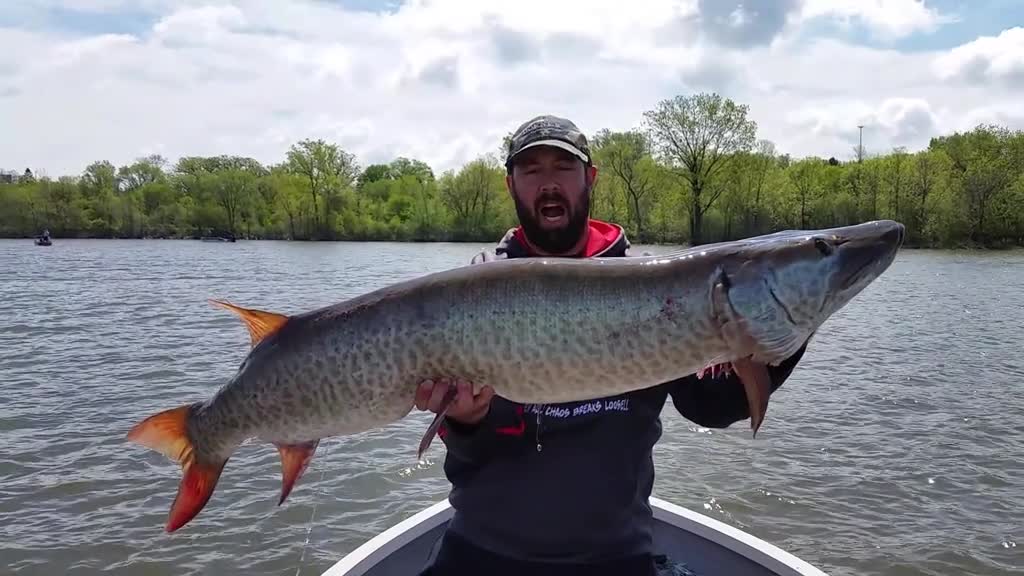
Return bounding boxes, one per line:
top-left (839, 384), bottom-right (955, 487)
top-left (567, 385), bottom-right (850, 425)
top-left (127, 404), bottom-right (228, 532)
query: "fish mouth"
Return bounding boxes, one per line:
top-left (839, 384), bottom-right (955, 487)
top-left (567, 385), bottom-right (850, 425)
top-left (840, 257), bottom-right (877, 291)
top-left (835, 220), bottom-right (905, 290)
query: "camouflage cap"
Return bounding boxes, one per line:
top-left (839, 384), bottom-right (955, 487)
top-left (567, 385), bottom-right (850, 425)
top-left (505, 115), bottom-right (591, 168)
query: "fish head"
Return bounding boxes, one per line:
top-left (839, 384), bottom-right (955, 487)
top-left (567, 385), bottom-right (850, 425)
top-left (714, 219), bottom-right (905, 364)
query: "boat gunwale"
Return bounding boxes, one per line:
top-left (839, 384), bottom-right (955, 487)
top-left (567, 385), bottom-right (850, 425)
top-left (650, 497), bottom-right (829, 576)
top-left (319, 496), bottom-right (830, 576)
top-left (320, 498), bottom-right (452, 576)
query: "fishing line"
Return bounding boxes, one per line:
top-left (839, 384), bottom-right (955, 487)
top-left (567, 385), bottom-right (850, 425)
top-left (293, 439), bottom-right (332, 576)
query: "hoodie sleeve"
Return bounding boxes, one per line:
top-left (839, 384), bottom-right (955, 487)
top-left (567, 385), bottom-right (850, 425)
top-left (437, 399), bottom-right (529, 463)
top-left (668, 342), bottom-right (809, 428)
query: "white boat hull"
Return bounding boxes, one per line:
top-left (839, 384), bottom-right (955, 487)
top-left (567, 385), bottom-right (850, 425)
top-left (321, 496), bottom-right (829, 576)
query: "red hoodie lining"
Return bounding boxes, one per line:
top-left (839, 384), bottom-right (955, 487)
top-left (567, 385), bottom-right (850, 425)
top-left (511, 219), bottom-right (623, 257)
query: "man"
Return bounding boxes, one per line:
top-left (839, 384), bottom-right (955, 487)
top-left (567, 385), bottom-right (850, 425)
top-left (414, 115), bottom-right (809, 576)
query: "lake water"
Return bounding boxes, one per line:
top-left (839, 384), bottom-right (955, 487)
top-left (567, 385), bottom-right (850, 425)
top-left (1, 238), bottom-right (1021, 576)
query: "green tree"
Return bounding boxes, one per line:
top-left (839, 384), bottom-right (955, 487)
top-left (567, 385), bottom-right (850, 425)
top-left (3, 95), bottom-right (1023, 249)
top-left (592, 129), bottom-right (657, 242)
top-left (439, 156), bottom-right (510, 240)
top-left (642, 92), bottom-right (757, 244)
top-left (286, 139), bottom-right (359, 239)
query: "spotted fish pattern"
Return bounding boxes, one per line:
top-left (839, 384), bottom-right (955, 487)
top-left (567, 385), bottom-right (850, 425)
top-left (126, 220), bottom-right (905, 532)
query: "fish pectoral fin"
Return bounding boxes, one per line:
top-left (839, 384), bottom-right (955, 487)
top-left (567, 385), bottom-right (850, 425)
top-left (275, 440), bottom-right (320, 506)
top-left (209, 299), bottom-right (290, 347)
top-left (126, 403), bottom-right (228, 532)
top-left (731, 358), bottom-right (772, 438)
top-left (416, 384), bottom-right (460, 462)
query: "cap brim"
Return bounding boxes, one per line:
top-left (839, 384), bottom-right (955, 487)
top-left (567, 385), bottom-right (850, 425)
top-left (510, 139), bottom-right (589, 164)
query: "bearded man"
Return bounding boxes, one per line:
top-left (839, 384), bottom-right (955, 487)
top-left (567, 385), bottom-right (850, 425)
top-left (414, 115), bottom-right (808, 576)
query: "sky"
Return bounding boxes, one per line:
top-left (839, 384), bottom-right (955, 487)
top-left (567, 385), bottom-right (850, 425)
top-left (0, 0), bottom-right (1022, 178)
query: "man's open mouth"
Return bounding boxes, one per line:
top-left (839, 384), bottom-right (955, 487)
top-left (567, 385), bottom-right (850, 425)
top-left (539, 201), bottom-right (566, 222)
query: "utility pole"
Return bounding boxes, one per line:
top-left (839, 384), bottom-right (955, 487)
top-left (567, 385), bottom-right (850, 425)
top-left (857, 124), bottom-right (864, 163)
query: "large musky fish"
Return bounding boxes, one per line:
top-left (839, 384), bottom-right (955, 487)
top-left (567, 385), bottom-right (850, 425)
top-left (127, 219), bottom-right (905, 532)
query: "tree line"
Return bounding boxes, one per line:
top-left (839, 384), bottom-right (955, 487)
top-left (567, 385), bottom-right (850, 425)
top-left (3, 92), bottom-right (1023, 248)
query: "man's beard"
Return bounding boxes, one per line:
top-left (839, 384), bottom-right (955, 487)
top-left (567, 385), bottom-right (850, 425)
top-left (512, 185), bottom-right (591, 255)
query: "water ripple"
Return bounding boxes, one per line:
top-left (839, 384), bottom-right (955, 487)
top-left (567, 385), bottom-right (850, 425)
top-left (1, 240), bottom-right (1022, 576)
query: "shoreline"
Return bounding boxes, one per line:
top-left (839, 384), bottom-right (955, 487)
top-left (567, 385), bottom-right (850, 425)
top-left (6, 235), bottom-right (1022, 251)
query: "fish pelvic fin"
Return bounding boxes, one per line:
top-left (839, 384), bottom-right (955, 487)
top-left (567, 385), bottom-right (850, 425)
top-left (209, 299), bottom-right (289, 347)
top-left (417, 384), bottom-right (460, 462)
top-left (275, 440), bottom-right (319, 506)
top-left (126, 403), bottom-right (228, 532)
top-left (731, 358), bottom-right (772, 438)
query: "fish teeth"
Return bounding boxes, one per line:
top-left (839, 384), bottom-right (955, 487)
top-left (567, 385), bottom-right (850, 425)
top-left (697, 362), bottom-right (734, 379)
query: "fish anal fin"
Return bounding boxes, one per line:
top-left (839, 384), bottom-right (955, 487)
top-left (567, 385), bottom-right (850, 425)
top-left (731, 358), bottom-right (772, 438)
top-left (210, 299), bottom-right (290, 347)
top-left (126, 403), bottom-right (228, 532)
top-left (275, 439), bottom-right (319, 506)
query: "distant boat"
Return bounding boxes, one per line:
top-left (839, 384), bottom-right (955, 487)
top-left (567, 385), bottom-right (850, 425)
top-left (35, 234), bottom-right (52, 246)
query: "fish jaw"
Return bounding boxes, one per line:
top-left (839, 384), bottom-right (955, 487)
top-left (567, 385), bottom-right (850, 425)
top-left (704, 219), bottom-right (905, 366)
top-left (825, 220), bottom-right (904, 315)
top-left (697, 220), bottom-right (905, 434)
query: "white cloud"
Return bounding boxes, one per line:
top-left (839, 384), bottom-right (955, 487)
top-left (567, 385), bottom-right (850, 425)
top-left (49, 33), bottom-right (139, 67)
top-left (50, 0), bottom-right (171, 10)
top-left (8, 0), bottom-right (176, 13)
top-left (698, 0), bottom-right (799, 47)
top-left (796, 0), bottom-right (957, 39)
top-left (933, 26), bottom-right (1024, 87)
top-left (151, 4), bottom-right (247, 41)
top-left (956, 105), bottom-right (1024, 133)
top-left (786, 97), bottom-right (941, 158)
top-left (0, 0), bottom-right (1015, 178)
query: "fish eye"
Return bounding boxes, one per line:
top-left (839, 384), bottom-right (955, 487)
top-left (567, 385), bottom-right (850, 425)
top-left (814, 237), bottom-right (833, 256)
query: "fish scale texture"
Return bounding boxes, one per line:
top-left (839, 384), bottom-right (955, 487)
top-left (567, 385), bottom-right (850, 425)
top-left (194, 257), bottom-right (732, 458)
top-left (183, 219), bottom-right (905, 462)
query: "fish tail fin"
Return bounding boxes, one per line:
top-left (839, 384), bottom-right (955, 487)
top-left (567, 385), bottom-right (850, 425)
top-left (127, 403), bottom-right (228, 532)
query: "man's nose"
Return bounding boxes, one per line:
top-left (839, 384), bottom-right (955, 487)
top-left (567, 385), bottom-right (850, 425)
top-left (539, 179), bottom-right (561, 193)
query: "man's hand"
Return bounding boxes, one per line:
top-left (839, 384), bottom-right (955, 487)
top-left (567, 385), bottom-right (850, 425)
top-left (415, 377), bottom-right (495, 426)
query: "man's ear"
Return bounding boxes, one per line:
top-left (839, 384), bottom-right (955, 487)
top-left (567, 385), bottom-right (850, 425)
top-left (587, 164), bottom-right (598, 186)
top-left (505, 173), bottom-right (514, 198)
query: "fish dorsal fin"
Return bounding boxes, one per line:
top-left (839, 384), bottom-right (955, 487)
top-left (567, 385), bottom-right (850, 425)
top-left (209, 299), bottom-right (289, 347)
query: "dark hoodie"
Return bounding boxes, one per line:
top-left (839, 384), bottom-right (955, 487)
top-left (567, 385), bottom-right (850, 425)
top-left (429, 219), bottom-right (808, 573)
